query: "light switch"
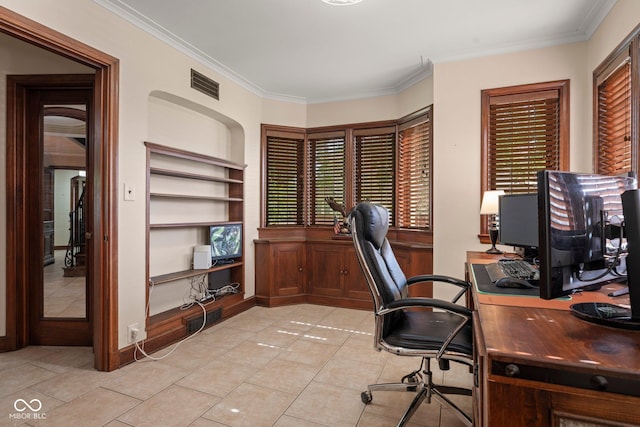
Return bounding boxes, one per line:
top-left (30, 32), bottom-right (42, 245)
top-left (124, 182), bottom-right (135, 201)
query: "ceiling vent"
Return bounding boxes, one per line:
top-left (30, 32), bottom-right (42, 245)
top-left (190, 69), bottom-right (219, 100)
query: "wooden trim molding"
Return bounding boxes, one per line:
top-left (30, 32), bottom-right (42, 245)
top-left (1, 6), bottom-right (119, 371)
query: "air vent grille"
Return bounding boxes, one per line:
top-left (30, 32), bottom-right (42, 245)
top-left (191, 69), bottom-right (219, 100)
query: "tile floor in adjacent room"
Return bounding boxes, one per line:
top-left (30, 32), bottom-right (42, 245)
top-left (0, 304), bottom-right (472, 427)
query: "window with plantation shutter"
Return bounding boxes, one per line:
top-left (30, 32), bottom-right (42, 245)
top-left (595, 44), bottom-right (637, 175)
top-left (264, 129), bottom-right (305, 225)
top-left (353, 127), bottom-right (395, 223)
top-left (261, 108), bottom-right (432, 234)
top-left (308, 131), bottom-right (346, 226)
top-left (480, 80), bottom-right (569, 237)
top-left (397, 108), bottom-right (432, 229)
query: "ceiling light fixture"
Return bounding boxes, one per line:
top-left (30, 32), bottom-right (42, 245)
top-left (322, 0), bottom-right (364, 5)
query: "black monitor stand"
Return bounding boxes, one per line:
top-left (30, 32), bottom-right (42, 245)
top-left (570, 189), bottom-right (640, 330)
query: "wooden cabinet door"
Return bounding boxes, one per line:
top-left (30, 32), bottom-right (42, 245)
top-left (272, 242), bottom-right (305, 296)
top-left (343, 246), bottom-right (370, 301)
top-left (308, 243), bottom-right (344, 297)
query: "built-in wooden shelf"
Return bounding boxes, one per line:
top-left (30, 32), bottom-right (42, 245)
top-left (144, 141), bottom-right (245, 351)
top-left (149, 167), bottom-right (243, 184)
top-left (149, 192), bottom-right (243, 202)
top-left (149, 262), bottom-right (244, 285)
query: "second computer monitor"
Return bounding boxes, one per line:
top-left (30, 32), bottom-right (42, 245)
top-left (498, 193), bottom-right (539, 258)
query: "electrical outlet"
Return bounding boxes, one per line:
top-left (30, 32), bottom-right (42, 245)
top-left (127, 323), bottom-right (140, 343)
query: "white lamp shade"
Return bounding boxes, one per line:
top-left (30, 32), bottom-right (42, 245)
top-left (480, 190), bottom-right (505, 215)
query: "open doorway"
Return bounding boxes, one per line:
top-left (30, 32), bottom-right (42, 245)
top-left (2, 7), bottom-right (119, 371)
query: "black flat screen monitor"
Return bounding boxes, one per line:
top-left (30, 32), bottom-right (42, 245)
top-left (499, 193), bottom-right (538, 259)
top-left (537, 170), bottom-right (636, 300)
top-left (210, 223), bottom-right (242, 264)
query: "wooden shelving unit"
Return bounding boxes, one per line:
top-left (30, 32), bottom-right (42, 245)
top-left (144, 141), bottom-right (245, 348)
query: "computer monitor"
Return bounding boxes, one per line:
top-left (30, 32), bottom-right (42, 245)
top-left (209, 223), bottom-right (242, 264)
top-left (568, 189), bottom-right (640, 330)
top-left (621, 189), bottom-right (640, 322)
top-left (537, 170), bottom-right (636, 300)
top-left (498, 193), bottom-right (538, 260)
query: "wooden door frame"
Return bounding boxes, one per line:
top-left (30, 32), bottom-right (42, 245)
top-left (1, 6), bottom-right (119, 371)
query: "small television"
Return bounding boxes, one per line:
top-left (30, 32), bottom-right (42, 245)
top-left (209, 223), bottom-right (242, 264)
top-left (498, 193), bottom-right (538, 260)
top-left (537, 170), bottom-right (636, 300)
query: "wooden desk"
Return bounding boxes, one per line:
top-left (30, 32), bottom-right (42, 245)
top-left (467, 252), bottom-right (640, 427)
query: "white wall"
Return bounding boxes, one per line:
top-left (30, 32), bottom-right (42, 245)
top-left (1, 0), bottom-right (639, 348)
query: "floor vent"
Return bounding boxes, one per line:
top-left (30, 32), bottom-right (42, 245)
top-left (185, 307), bottom-right (222, 333)
top-left (190, 69), bottom-right (219, 100)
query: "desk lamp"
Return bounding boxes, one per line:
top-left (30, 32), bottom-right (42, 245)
top-left (480, 190), bottom-right (505, 254)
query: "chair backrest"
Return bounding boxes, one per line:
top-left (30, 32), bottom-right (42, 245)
top-left (350, 202), bottom-right (409, 310)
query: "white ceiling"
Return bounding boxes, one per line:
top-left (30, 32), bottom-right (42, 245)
top-left (97, 0), bottom-right (617, 104)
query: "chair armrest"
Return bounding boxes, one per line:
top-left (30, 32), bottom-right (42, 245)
top-left (405, 275), bottom-right (470, 304)
top-left (385, 297), bottom-right (472, 318)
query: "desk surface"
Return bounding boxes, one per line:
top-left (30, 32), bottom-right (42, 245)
top-left (467, 251), bottom-right (640, 385)
top-left (467, 251), bottom-right (640, 426)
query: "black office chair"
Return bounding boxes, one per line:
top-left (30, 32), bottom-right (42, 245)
top-left (349, 202), bottom-right (474, 426)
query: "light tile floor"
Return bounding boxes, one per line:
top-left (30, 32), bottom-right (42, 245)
top-left (0, 304), bottom-right (472, 426)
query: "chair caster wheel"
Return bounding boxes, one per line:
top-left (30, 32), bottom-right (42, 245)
top-left (361, 391), bottom-right (372, 404)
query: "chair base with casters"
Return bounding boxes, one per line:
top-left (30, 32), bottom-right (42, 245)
top-left (349, 202), bottom-right (474, 426)
top-left (361, 356), bottom-right (473, 426)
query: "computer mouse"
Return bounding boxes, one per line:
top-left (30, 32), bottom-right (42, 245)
top-left (494, 277), bottom-right (535, 289)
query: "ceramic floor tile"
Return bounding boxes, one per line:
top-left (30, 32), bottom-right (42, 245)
top-left (247, 358), bottom-right (319, 394)
top-left (0, 304), bottom-right (463, 427)
top-left (0, 364), bottom-right (58, 399)
top-left (199, 324), bottom-right (256, 349)
top-left (1, 389), bottom-right (65, 426)
top-left (244, 324), bottom-right (304, 348)
top-left (314, 356), bottom-right (385, 392)
top-left (0, 347), bottom-right (58, 372)
top-left (29, 346), bottom-right (93, 373)
top-left (317, 307), bottom-right (371, 331)
top-left (273, 415), bottom-right (327, 427)
top-left (299, 324), bottom-right (352, 347)
top-left (361, 387), bottom-right (440, 427)
top-left (39, 387), bottom-right (140, 427)
top-left (101, 361), bottom-right (189, 400)
top-left (176, 358), bottom-right (256, 398)
top-left (281, 304), bottom-right (337, 324)
top-left (117, 384), bottom-right (217, 427)
top-left (219, 339), bottom-right (283, 368)
top-left (156, 336), bottom-right (232, 371)
top-left (285, 381), bottom-right (365, 426)
top-left (277, 339), bottom-right (340, 367)
top-left (188, 418), bottom-right (229, 427)
top-left (333, 334), bottom-right (387, 366)
top-left (30, 366), bottom-right (123, 403)
top-left (202, 382), bottom-right (296, 427)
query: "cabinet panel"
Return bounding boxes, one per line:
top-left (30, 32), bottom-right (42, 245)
top-left (272, 242), bottom-right (306, 296)
top-left (308, 243), bottom-right (344, 297)
top-left (344, 246), bottom-right (369, 300)
top-left (255, 236), bottom-right (432, 309)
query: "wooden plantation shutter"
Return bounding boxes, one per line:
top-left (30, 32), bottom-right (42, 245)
top-left (480, 80), bottom-right (569, 238)
top-left (487, 90), bottom-right (561, 193)
top-left (308, 131), bottom-right (346, 226)
top-left (265, 129), bottom-right (305, 225)
top-left (353, 127), bottom-right (395, 223)
top-left (397, 108), bottom-right (432, 229)
top-left (595, 50), bottom-right (632, 175)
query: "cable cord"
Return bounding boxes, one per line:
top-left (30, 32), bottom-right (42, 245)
top-left (133, 278), bottom-right (208, 362)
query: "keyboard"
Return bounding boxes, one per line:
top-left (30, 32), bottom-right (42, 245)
top-left (485, 259), bottom-right (540, 284)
